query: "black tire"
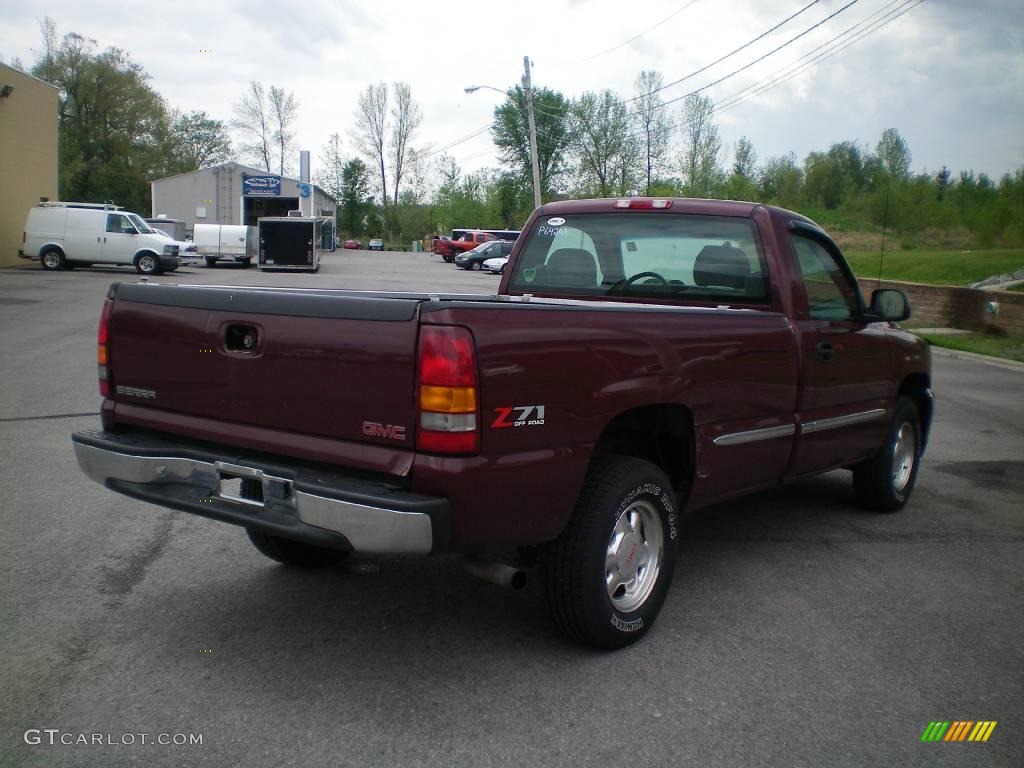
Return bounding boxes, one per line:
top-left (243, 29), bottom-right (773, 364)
top-left (40, 247), bottom-right (65, 271)
top-left (205, 257), bottom-right (218, 268)
top-left (241, 258), bottom-right (252, 268)
top-left (135, 252), bottom-right (162, 275)
top-left (471, 261), bottom-right (482, 271)
top-left (853, 396), bottom-right (921, 512)
top-left (246, 529), bottom-right (349, 568)
top-left (541, 456), bottom-right (679, 650)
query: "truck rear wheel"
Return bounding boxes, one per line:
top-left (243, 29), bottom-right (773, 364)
top-left (541, 456), bottom-right (678, 650)
top-left (245, 529), bottom-right (349, 568)
top-left (853, 396), bottom-right (921, 512)
top-left (40, 248), bottom-right (65, 270)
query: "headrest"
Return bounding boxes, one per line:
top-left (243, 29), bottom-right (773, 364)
top-left (693, 245), bottom-right (752, 290)
top-left (547, 248), bottom-right (597, 288)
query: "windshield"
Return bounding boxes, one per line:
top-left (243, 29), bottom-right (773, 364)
top-left (508, 213), bottom-right (769, 303)
top-left (128, 213), bottom-right (157, 233)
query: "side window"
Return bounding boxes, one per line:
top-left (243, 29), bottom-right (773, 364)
top-left (106, 214), bottom-right (133, 234)
top-left (792, 236), bottom-right (859, 320)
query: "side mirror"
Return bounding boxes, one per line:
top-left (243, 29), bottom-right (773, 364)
top-left (869, 289), bottom-right (911, 322)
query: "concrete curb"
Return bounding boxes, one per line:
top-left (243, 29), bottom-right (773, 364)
top-left (929, 345), bottom-right (1024, 372)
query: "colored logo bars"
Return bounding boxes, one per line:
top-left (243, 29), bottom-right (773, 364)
top-left (921, 721), bottom-right (997, 742)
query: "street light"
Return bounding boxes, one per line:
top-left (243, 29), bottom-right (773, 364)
top-left (464, 56), bottom-right (543, 209)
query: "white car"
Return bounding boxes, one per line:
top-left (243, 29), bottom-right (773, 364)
top-left (483, 255), bottom-right (509, 274)
top-left (150, 228), bottom-right (198, 263)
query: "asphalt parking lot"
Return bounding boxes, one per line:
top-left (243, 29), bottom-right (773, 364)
top-left (1, 250), bottom-right (1022, 767)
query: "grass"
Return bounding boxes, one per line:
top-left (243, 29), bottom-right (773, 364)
top-left (919, 331), bottom-right (1024, 363)
top-left (845, 248), bottom-right (1024, 286)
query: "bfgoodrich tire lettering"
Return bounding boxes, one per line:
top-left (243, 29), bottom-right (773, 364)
top-left (853, 396), bottom-right (921, 512)
top-left (542, 456), bottom-right (678, 650)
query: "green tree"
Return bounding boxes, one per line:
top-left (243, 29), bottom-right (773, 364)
top-left (804, 142), bottom-right (867, 209)
top-left (679, 94), bottom-right (722, 197)
top-left (568, 89), bottom-right (640, 196)
top-left (167, 110), bottom-right (232, 172)
top-left (339, 158), bottom-right (372, 237)
top-left (876, 128), bottom-right (912, 180)
top-left (632, 71), bottom-right (672, 195)
top-left (757, 153), bottom-right (802, 207)
top-left (491, 86), bottom-right (570, 199)
top-left (732, 136), bottom-right (757, 178)
top-left (32, 29), bottom-right (171, 213)
top-left (316, 133), bottom-right (346, 202)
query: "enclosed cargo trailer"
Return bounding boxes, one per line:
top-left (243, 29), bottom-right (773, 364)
top-left (258, 217), bottom-right (322, 272)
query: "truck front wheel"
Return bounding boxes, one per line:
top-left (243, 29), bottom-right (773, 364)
top-left (853, 396), bottom-right (921, 512)
top-left (135, 252), bottom-right (162, 275)
top-left (245, 529), bottom-right (349, 568)
top-left (541, 456), bottom-right (678, 650)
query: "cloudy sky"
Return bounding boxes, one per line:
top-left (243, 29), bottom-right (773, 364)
top-left (3, 0), bottom-right (1022, 182)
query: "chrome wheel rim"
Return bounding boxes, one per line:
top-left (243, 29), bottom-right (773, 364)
top-left (605, 499), bottom-right (664, 613)
top-left (43, 252), bottom-right (60, 268)
top-left (139, 255), bottom-right (155, 273)
top-left (892, 422), bottom-right (916, 492)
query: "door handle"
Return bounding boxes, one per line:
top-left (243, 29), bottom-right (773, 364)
top-left (816, 342), bottom-right (834, 362)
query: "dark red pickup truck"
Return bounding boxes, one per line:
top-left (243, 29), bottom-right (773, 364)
top-left (72, 198), bottom-right (932, 649)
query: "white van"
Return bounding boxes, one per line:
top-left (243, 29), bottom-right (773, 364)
top-left (20, 202), bottom-right (181, 274)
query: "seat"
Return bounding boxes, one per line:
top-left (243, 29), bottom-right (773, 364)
top-left (546, 248), bottom-right (597, 289)
top-left (693, 245), bottom-right (752, 290)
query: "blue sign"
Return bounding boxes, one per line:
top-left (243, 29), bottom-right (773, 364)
top-left (242, 174), bottom-right (281, 197)
top-left (297, 182), bottom-right (311, 199)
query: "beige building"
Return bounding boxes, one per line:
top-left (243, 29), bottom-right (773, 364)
top-left (0, 64), bottom-right (59, 268)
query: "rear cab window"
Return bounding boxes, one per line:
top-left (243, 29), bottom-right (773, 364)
top-left (507, 212), bottom-right (770, 305)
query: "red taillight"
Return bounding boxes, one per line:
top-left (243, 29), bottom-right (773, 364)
top-left (98, 299), bottom-right (112, 397)
top-left (416, 326), bottom-right (479, 454)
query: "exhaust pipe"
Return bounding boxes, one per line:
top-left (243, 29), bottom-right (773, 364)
top-left (464, 556), bottom-right (527, 590)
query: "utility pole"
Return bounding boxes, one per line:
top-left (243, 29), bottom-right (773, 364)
top-left (522, 55), bottom-right (543, 210)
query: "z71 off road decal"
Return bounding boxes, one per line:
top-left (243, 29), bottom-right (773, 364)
top-left (491, 405), bottom-right (546, 429)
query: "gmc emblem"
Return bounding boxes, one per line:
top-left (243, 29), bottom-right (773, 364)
top-left (362, 421), bottom-right (407, 441)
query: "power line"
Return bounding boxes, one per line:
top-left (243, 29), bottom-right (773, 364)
top-left (664, 0), bottom-right (926, 140)
top-left (548, 0), bottom-right (703, 66)
top-left (420, 123), bottom-right (492, 159)
top-left (708, 0), bottom-right (925, 122)
top-left (656, 0), bottom-right (861, 111)
top-left (627, 0), bottom-right (822, 103)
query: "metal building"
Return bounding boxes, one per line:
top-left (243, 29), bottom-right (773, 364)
top-left (150, 162), bottom-right (336, 236)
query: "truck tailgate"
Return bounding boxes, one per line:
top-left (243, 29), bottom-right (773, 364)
top-left (107, 284), bottom-right (422, 457)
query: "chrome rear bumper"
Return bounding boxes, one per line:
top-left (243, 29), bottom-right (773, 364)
top-left (72, 431), bottom-right (443, 555)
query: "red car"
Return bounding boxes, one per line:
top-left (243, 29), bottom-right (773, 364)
top-left (342, 239), bottom-right (361, 250)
